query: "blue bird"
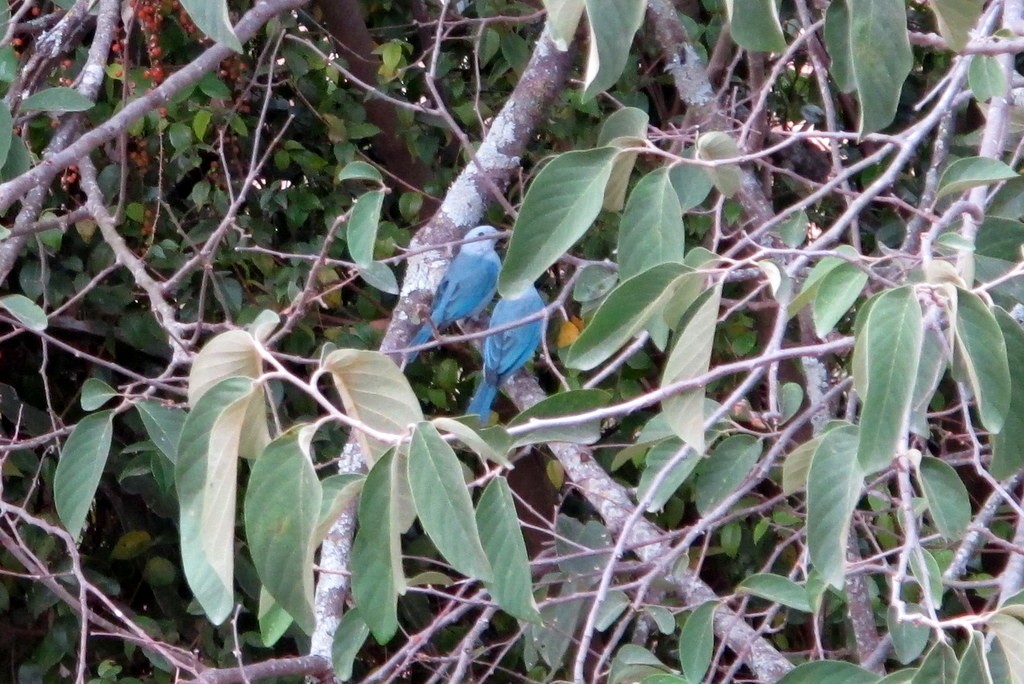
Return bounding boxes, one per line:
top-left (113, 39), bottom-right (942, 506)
top-left (407, 225), bottom-right (501, 360)
top-left (467, 286), bottom-right (545, 423)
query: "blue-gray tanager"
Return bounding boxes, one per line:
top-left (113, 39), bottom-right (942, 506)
top-left (407, 225), bottom-right (501, 360)
top-left (467, 286), bottom-right (545, 423)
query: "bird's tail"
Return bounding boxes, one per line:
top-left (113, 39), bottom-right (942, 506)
top-left (406, 324), bottom-right (433, 362)
top-left (467, 379), bottom-right (498, 425)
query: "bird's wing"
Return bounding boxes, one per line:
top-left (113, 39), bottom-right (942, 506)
top-left (433, 253), bottom-right (499, 324)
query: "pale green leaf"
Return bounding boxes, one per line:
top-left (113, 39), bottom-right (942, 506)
top-left (953, 288), bottom-right (1010, 432)
top-left (989, 613), bottom-right (1024, 684)
top-left (823, 2), bottom-right (855, 93)
top-left (332, 608), bottom-right (371, 681)
top-left (179, 0), bottom-right (242, 52)
top-left (598, 108), bottom-right (648, 210)
top-left (351, 449), bottom-right (405, 643)
top-left (848, 0), bottom-right (913, 134)
top-left (244, 431), bottom-right (322, 634)
top-left (969, 55), bottom-right (1007, 102)
top-left (408, 423), bottom-right (492, 581)
top-left (918, 456), bottom-right (970, 540)
top-left (668, 162), bottom-right (714, 211)
top-left (737, 574), bottom-right (813, 612)
top-left (595, 591), bottom-right (629, 631)
top-left (619, 167), bottom-right (686, 280)
top-left (910, 641), bottom-right (959, 684)
top-left (726, 0), bottom-right (786, 52)
top-left (500, 147), bottom-right (618, 297)
top-left (0, 101), bottom-right (12, 170)
top-left (992, 309), bottom-right (1024, 478)
top-left (477, 478), bottom-right (541, 622)
top-left (357, 261), bottom-right (399, 294)
top-left (323, 349), bottom-right (423, 467)
top-left (347, 189), bottom-right (384, 268)
top-left (933, 0), bottom-right (984, 52)
top-left (812, 262), bottom-right (867, 338)
top-left (807, 425), bottom-right (862, 588)
top-left (176, 377), bottom-right (256, 624)
top-left (937, 157), bottom-right (1020, 199)
top-left (855, 287), bottom-right (922, 473)
top-left (54, 411), bottom-right (114, 538)
top-left (887, 604), bottom-right (931, 665)
top-left (258, 588), bottom-right (292, 647)
top-left (581, 0), bottom-right (645, 99)
top-left (567, 263), bottom-right (692, 370)
top-left (187, 329), bottom-right (262, 405)
top-left (543, 0), bottom-right (585, 51)
top-left (81, 378), bottom-right (117, 411)
top-left (778, 210), bottom-right (809, 247)
top-left (694, 434), bottom-right (761, 514)
top-left (661, 286), bottom-right (722, 453)
top-left (679, 601), bottom-right (716, 684)
top-left (695, 132), bottom-right (742, 197)
top-left (21, 87), bottom-right (94, 112)
top-left (0, 294), bottom-right (47, 331)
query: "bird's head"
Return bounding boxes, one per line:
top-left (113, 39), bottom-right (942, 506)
top-left (460, 225), bottom-right (500, 254)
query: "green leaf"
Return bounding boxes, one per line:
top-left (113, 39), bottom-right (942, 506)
top-left (187, 330), bottom-right (262, 405)
top-left (854, 287), bottom-right (923, 473)
top-left (618, 168), bottom-right (686, 280)
top-left (567, 263), bottom-right (692, 370)
top-left (500, 147), bottom-right (618, 297)
top-left (918, 456), bottom-right (970, 540)
top-left (244, 430), bottom-right (322, 634)
top-left (508, 389), bottom-right (612, 446)
top-left (953, 288), bottom-right (1010, 432)
top-left (726, 0), bottom-right (786, 52)
top-left (955, 629), bottom-right (994, 684)
top-left (737, 574), bottom-right (813, 612)
top-left (476, 478), bottom-right (541, 622)
top-left (0, 101), bottom-right (12, 170)
top-left (778, 210), bottom-right (809, 248)
top-left (823, 1), bottom-right (855, 93)
top-left (351, 449), bottom-right (407, 643)
top-left (136, 400), bottom-right (186, 464)
top-left (323, 349), bottom-right (423, 467)
top-left (669, 162), bottom-right (714, 211)
top-left (408, 423), bottom-right (492, 581)
top-left (21, 87), bottom-right (94, 112)
top-left (332, 608), bottom-right (370, 681)
top-left (933, 0), bottom-right (984, 52)
top-left (695, 132), bottom-right (742, 197)
top-left (887, 604), bottom-right (931, 665)
top-left (314, 473), bottom-right (365, 544)
top-left (432, 417), bottom-right (510, 466)
top-left (678, 601), bottom-right (716, 684)
top-left (694, 434), bottom-right (761, 514)
top-left (992, 309), bottom-right (1024, 478)
top-left (0, 294), bottom-right (47, 331)
top-left (337, 160), bottom-right (382, 183)
top-left (357, 261), bottom-right (399, 295)
top-left (80, 378), bottom-right (117, 411)
top-left (988, 613), bottom-right (1024, 684)
top-left (595, 591), bottom-right (629, 631)
top-left (969, 55), bottom-right (1007, 102)
top-left (637, 439), bottom-right (699, 512)
top-left (257, 589), bottom-right (292, 647)
top-left (598, 108), bottom-right (648, 211)
top-left (54, 411), bottom-right (114, 538)
top-left (807, 425), bottom-right (862, 589)
top-left (848, 0), bottom-right (912, 134)
top-left (937, 157), bottom-right (1020, 199)
top-left (192, 109), bottom-right (212, 141)
top-left (581, 0), bottom-right (646, 99)
top-left (661, 285), bottom-right (722, 453)
top-left (911, 641), bottom-right (959, 684)
top-left (176, 377), bottom-right (257, 625)
top-left (347, 190), bottom-right (385, 268)
top-left (542, 0), bottom-right (585, 51)
top-left (179, 0), bottom-right (242, 52)
top-left (812, 262), bottom-right (867, 338)
top-left (777, 661), bottom-right (881, 684)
